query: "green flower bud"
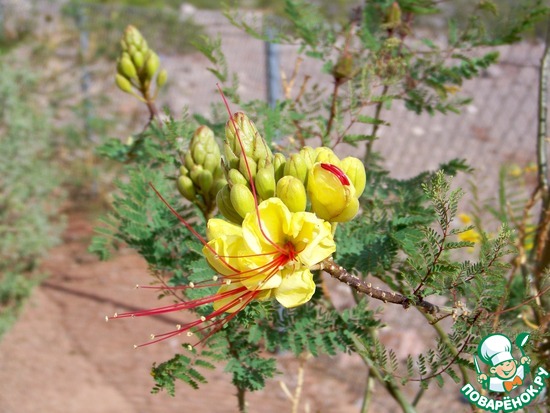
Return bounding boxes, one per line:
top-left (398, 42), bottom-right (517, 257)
top-left (156, 68), bottom-right (167, 87)
top-left (341, 157), bottom-right (366, 197)
top-left (332, 52), bottom-right (354, 82)
top-left (277, 176), bottom-right (307, 212)
top-left (223, 141), bottom-right (239, 170)
top-left (179, 165), bottom-right (188, 176)
top-left (314, 147), bottom-right (341, 166)
top-left (230, 183), bottom-right (256, 219)
top-left (216, 185), bottom-right (243, 224)
top-left (189, 165), bottom-right (204, 184)
top-left (239, 155), bottom-right (257, 182)
top-left (307, 163), bottom-right (358, 222)
top-left (197, 170), bottom-right (213, 193)
top-left (284, 153), bottom-right (308, 185)
top-left (192, 143), bottom-right (207, 166)
top-left (177, 175), bottom-right (196, 201)
top-left (203, 153), bottom-right (219, 176)
top-left (115, 74), bottom-right (133, 93)
top-left (225, 112), bottom-right (272, 165)
top-left (213, 178), bottom-right (228, 196)
top-left (145, 52), bottom-right (160, 79)
top-left (386, 1), bottom-right (402, 29)
top-left (228, 169), bottom-right (249, 187)
top-left (273, 153), bottom-right (287, 181)
top-left (132, 51), bottom-right (144, 70)
top-left (255, 166), bottom-right (276, 200)
top-left (118, 56), bottom-right (138, 79)
top-left (299, 146), bottom-right (316, 169)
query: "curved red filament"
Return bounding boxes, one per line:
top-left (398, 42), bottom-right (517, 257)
top-left (320, 163), bottom-right (350, 186)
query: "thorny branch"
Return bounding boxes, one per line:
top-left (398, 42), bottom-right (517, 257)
top-left (321, 257), bottom-right (471, 317)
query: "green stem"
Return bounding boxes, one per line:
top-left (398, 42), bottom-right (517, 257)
top-left (360, 369), bottom-right (376, 413)
top-left (363, 84), bottom-right (389, 166)
top-left (353, 332), bottom-right (417, 413)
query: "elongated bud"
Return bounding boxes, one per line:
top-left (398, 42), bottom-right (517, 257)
top-left (277, 176), bottom-right (307, 212)
top-left (177, 175), bottom-right (196, 201)
top-left (115, 74), bottom-right (133, 93)
top-left (228, 169), bottom-right (249, 187)
top-left (118, 56), bottom-right (138, 79)
top-left (386, 1), bottom-right (402, 29)
top-left (239, 155), bottom-right (257, 182)
top-left (299, 146), bottom-right (316, 169)
top-left (197, 170), bottom-right (213, 193)
top-left (230, 183), bottom-right (256, 219)
top-left (333, 52), bottom-right (354, 82)
top-left (255, 166), bottom-right (276, 200)
top-left (156, 68), bottom-right (167, 87)
top-left (132, 51), bottom-right (144, 70)
top-left (273, 153), bottom-right (287, 181)
top-left (145, 52), bottom-right (160, 79)
top-left (341, 157), bottom-right (366, 197)
top-left (307, 163), bottom-right (358, 222)
top-left (284, 153), bottom-right (309, 185)
top-left (314, 147), bottom-right (341, 166)
top-left (225, 112), bottom-right (272, 165)
top-left (216, 185), bottom-right (243, 224)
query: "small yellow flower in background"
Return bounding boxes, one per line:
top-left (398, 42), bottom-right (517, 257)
top-left (457, 213), bottom-right (481, 245)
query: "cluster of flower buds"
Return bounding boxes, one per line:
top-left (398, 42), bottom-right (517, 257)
top-left (177, 126), bottom-right (226, 218)
top-left (115, 25), bottom-right (167, 102)
top-left (215, 111), bottom-right (366, 225)
top-left (217, 113), bottom-right (277, 224)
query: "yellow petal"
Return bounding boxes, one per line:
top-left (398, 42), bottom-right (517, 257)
top-left (274, 268), bottom-right (315, 308)
top-left (242, 198), bottom-right (291, 253)
top-left (203, 235), bottom-right (247, 277)
top-left (288, 212), bottom-right (335, 267)
top-left (206, 218), bottom-right (242, 240)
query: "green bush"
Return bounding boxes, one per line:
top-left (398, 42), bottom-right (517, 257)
top-left (0, 61), bottom-right (64, 338)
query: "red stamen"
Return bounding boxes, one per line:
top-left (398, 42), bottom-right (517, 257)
top-left (320, 163), bottom-right (350, 186)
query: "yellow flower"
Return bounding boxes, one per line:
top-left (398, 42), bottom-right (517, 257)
top-left (307, 163), bottom-right (359, 222)
top-left (204, 197), bottom-right (336, 309)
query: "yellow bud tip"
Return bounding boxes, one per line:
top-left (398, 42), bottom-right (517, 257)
top-left (200, 316), bottom-right (206, 322)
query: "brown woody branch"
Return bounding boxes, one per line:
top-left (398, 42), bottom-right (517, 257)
top-left (321, 257), bottom-right (469, 317)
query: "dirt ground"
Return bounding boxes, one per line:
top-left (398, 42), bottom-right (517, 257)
top-left (0, 205), bottom-right (473, 413)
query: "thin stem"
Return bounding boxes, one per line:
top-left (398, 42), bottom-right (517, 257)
top-left (354, 332), bottom-right (417, 413)
top-left (360, 369), bottom-right (375, 413)
top-left (324, 80), bottom-right (341, 144)
top-left (237, 386), bottom-right (247, 413)
top-left (364, 84), bottom-right (389, 165)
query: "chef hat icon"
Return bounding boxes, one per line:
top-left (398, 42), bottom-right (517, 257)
top-left (478, 334), bottom-right (514, 367)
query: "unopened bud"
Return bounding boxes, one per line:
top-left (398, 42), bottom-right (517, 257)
top-left (228, 169), bottom-right (249, 186)
top-left (284, 153), bottom-right (308, 185)
top-left (255, 166), bottom-right (276, 200)
top-left (273, 153), bottom-right (287, 181)
top-left (115, 74), bottom-right (133, 93)
top-left (314, 147), bottom-right (341, 166)
top-left (132, 51), bottom-right (144, 70)
top-left (197, 170), bottom-right (213, 193)
top-left (239, 155), bottom-right (257, 181)
top-left (299, 146), bottom-right (316, 169)
top-left (277, 176), bottom-right (307, 212)
top-left (341, 157), bottom-right (366, 197)
top-left (217, 185), bottom-right (244, 224)
top-left (177, 175), bottom-right (196, 201)
top-left (118, 56), bottom-right (138, 79)
top-left (145, 52), bottom-right (160, 79)
top-left (307, 163), bottom-right (358, 222)
top-left (156, 68), bottom-right (167, 87)
top-left (230, 183), bottom-right (256, 219)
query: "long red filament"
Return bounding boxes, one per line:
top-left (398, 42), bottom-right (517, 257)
top-left (216, 84), bottom-right (287, 256)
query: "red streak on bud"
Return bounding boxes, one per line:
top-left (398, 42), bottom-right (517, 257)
top-left (320, 163), bottom-right (350, 186)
